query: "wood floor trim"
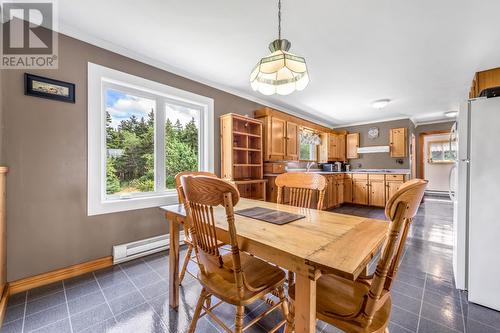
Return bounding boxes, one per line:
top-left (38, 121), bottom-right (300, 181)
top-left (8, 256), bottom-right (113, 296)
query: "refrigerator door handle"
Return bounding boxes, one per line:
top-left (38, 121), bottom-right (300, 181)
top-left (449, 164), bottom-right (457, 201)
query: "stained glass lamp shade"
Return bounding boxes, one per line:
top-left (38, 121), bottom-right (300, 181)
top-left (250, 39), bottom-right (309, 96)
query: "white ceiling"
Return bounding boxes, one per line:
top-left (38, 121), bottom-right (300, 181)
top-left (59, 0), bottom-right (500, 127)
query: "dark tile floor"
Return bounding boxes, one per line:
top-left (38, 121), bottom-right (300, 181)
top-left (2, 197), bottom-right (500, 332)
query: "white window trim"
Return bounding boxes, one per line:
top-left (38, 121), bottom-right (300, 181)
top-left (88, 62), bottom-right (214, 216)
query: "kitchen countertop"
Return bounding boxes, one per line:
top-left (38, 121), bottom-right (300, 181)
top-left (264, 168), bottom-right (410, 177)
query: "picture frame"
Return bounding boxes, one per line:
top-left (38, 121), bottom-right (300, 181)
top-left (427, 140), bottom-right (457, 164)
top-left (24, 73), bottom-right (75, 103)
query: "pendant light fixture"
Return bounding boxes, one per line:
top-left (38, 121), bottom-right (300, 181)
top-left (250, 0), bottom-right (309, 96)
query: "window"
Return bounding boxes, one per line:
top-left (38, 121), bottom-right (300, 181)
top-left (427, 140), bottom-right (457, 164)
top-left (299, 129), bottom-right (320, 161)
top-left (300, 143), bottom-right (317, 161)
top-left (88, 63), bottom-right (214, 215)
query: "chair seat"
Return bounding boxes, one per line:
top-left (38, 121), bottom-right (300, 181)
top-left (199, 252), bottom-right (286, 306)
top-left (289, 274), bottom-right (391, 333)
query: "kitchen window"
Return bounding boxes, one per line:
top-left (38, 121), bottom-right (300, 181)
top-left (299, 129), bottom-right (320, 161)
top-left (88, 63), bottom-right (214, 215)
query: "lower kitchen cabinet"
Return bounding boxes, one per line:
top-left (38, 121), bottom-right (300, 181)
top-left (324, 176), bottom-right (335, 209)
top-left (336, 176), bottom-right (344, 205)
top-left (266, 172), bottom-right (407, 209)
top-left (324, 175), bottom-right (346, 209)
top-left (385, 174), bottom-right (405, 202)
top-left (368, 175), bottom-right (386, 207)
top-left (352, 174), bottom-right (369, 205)
top-left (344, 174), bottom-right (353, 203)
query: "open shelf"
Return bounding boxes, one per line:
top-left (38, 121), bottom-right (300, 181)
top-left (235, 180), bottom-right (266, 201)
top-left (232, 134), bottom-right (247, 149)
top-left (233, 118), bottom-right (262, 136)
top-left (233, 131), bottom-right (261, 137)
top-left (233, 147), bottom-right (261, 152)
top-left (221, 113), bottom-right (265, 201)
top-left (248, 136), bottom-right (261, 150)
top-left (249, 150), bottom-right (262, 165)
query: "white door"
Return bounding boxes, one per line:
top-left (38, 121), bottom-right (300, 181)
top-left (468, 97), bottom-right (500, 310)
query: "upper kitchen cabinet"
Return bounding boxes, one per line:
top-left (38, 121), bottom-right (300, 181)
top-left (263, 116), bottom-right (298, 161)
top-left (328, 134), bottom-right (340, 161)
top-left (318, 132), bottom-right (346, 162)
top-left (285, 121), bottom-right (299, 160)
top-left (338, 134), bottom-right (346, 161)
top-left (346, 133), bottom-right (359, 159)
top-left (469, 67), bottom-right (500, 98)
top-left (390, 127), bottom-right (407, 158)
top-left (255, 107), bottom-right (333, 162)
top-left (268, 116), bottom-right (287, 160)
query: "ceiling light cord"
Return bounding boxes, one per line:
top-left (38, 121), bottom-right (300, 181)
top-left (278, 0), bottom-right (282, 40)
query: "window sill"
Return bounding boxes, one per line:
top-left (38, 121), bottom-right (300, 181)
top-left (88, 192), bottom-right (179, 216)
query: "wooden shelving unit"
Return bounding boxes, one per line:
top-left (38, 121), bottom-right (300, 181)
top-left (220, 113), bottom-right (267, 201)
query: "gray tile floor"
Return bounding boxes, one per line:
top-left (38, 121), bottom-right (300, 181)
top-left (2, 197), bottom-right (500, 332)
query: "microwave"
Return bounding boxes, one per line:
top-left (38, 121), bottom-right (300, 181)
top-left (322, 164), bottom-right (334, 172)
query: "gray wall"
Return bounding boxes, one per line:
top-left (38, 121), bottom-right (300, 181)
top-left (414, 121), bottom-right (455, 177)
top-left (2, 32), bottom-right (264, 280)
top-left (336, 119), bottom-right (413, 169)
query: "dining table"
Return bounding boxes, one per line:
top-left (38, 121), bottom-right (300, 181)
top-left (160, 198), bottom-right (388, 333)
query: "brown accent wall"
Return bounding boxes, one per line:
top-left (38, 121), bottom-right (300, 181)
top-left (2, 32), bottom-right (264, 280)
top-left (336, 119), bottom-right (413, 169)
top-left (415, 121), bottom-right (455, 178)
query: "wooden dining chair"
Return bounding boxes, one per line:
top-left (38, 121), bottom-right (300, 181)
top-left (275, 172), bottom-right (327, 285)
top-left (287, 179), bottom-right (427, 333)
top-left (180, 176), bottom-right (291, 333)
top-left (275, 172), bottom-right (327, 210)
top-left (175, 171), bottom-right (218, 285)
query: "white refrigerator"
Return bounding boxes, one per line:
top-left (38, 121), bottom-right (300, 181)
top-left (454, 96), bottom-right (500, 310)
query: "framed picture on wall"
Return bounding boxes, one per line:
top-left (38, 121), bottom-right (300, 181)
top-left (427, 140), bottom-right (457, 164)
top-left (24, 73), bottom-right (76, 103)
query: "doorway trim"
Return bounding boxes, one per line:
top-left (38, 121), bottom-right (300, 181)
top-left (418, 130), bottom-right (450, 179)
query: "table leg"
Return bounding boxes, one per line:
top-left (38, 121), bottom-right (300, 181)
top-left (294, 271), bottom-right (318, 333)
top-left (169, 216), bottom-right (180, 309)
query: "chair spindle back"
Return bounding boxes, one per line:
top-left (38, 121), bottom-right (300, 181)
top-left (180, 176), bottom-right (245, 296)
top-left (175, 171), bottom-right (218, 204)
top-left (361, 179), bottom-right (427, 327)
top-left (275, 172), bottom-right (327, 210)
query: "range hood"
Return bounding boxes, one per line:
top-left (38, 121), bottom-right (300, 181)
top-left (357, 146), bottom-right (390, 154)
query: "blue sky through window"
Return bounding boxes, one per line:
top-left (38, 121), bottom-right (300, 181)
top-left (106, 89), bottom-right (199, 129)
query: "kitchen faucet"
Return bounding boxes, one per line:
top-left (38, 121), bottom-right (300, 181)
top-left (306, 161), bottom-right (315, 172)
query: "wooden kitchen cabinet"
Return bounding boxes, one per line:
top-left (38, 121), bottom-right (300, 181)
top-left (344, 174), bottom-right (353, 203)
top-left (257, 115), bottom-right (298, 161)
top-left (352, 174), bottom-right (368, 205)
top-left (220, 113), bottom-right (266, 200)
top-left (319, 132), bottom-right (346, 162)
top-left (346, 133), bottom-right (359, 159)
top-left (328, 134), bottom-right (338, 161)
top-left (318, 132), bottom-right (329, 163)
top-left (327, 133), bottom-right (347, 161)
top-left (336, 175), bottom-right (344, 205)
top-left (268, 117), bottom-right (286, 160)
top-left (386, 174), bottom-right (405, 202)
top-left (324, 176), bottom-right (335, 209)
top-left (469, 67), bottom-right (500, 98)
top-left (390, 128), bottom-right (407, 158)
top-left (256, 107), bottom-right (334, 162)
top-left (285, 121), bottom-right (299, 160)
top-left (368, 174), bottom-right (386, 207)
top-left (338, 134), bottom-right (346, 161)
